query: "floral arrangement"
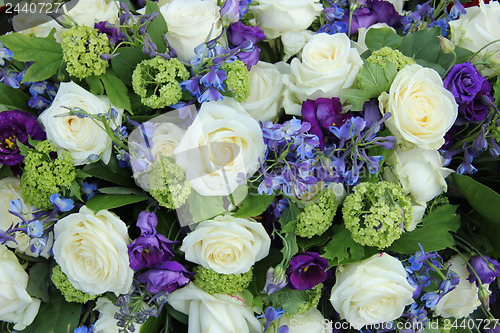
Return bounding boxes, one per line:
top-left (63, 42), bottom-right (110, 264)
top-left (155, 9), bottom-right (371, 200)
top-left (1, 0), bottom-right (500, 332)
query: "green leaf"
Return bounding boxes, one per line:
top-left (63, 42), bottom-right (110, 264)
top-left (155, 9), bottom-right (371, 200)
top-left (279, 202), bottom-right (300, 233)
top-left (86, 193), bottom-right (149, 213)
top-left (140, 308), bottom-right (166, 333)
top-left (69, 179), bottom-right (83, 202)
top-left (343, 88), bottom-right (372, 111)
top-left (297, 229), bottom-right (332, 251)
top-left (233, 192), bottom-right (275, 218)
top-left (99, 186), bottom-right (146, 196)
top-left (388, 205), bottom-right (460, 254)
top-left (322, 224), bottom-right (367, 266)
top-left (398, 27), bottom-right (441, 63)
top-left (82, 159), bottom-right (135, 187)
top-left (452, 173), bottom-right (500, 224)
top-left (26, 262), bottom-right (50, 303)
top-left (100, 70), bottom-right (132, 111)
top-left (15, 139), bottom-right (30, 157)
top-left (111, 47), bottom-right (148, 86)
top-left (23, 59), bottom-right (64, 83)
top-left (182, 190), bottom-right (227, 224)
top-left (145, 0), bottom-right (168, 53)
top-left (267, 287), bottom-right (308, 315)
top-left (0, 83), bottom-right (30, 111)
top-left (494, 75), bottom-right (500, 109)
top-left (85, 75), bottom-right (104, 95)
top-left (365, 27), bottom-right (403, 51)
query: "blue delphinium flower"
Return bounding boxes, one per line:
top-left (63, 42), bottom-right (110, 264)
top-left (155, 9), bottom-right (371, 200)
top-left (0, 42), bottom-right (13, 66)
top-left (50, 193), bottom-right (75, 212)
top-left (258, 306), bottom-right (286, 333)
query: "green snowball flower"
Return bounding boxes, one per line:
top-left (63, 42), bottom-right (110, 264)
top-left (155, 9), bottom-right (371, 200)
top-left (62, 25), bottom-right (111, 79)
top-left (20, 140), bottom-right (76, 209)
top-left (132, 57), bottom-right (189, 109)
top-left (149, 157), bottom-right (191, 209)
top-left (296, 283), bottom-right (323, 315)
top-left (221, 60), bottom-right (250, 103)
top-left (193, 266), bottom-right (253, 295)
top-left (295, 188), bottom-right (337, 238)
top-left (366, 46), bottom-right (415, 71)
top-left (51, 265), bottom-right (98, 303)
top-left (342, 181), bottom-right (412, 249)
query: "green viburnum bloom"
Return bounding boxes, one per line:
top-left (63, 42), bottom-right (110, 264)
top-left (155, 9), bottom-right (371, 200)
top-left (62, 25), bottom-right (111, 79)
top-left (296, 283), bottom-right (323, 315)
top-left (221, 60), bottom-right (250, 102)
top-left (149, 157), bottom-right (191, 209)
top-left (366, 46), bottom-right (415, 70)
top-left (342, 181), bottom-right (412, 249)
top-left (295, 188), bottom-right (337, 238)
top-left (193, 266), bottom-right (253, 295)
top-left (51, 265), bottom-right (98, 303)
top-left (20, 140), bottom-right (76, 209)
top-left (132, 57), bottom-right (189, 109)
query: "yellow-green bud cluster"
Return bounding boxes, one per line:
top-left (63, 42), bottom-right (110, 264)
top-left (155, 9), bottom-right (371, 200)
top-left (132, 57), bottom-right (189, 109)
top-left (149, 157), bottom-right (191, 209)
top-left (20, 140), bottom-right (76, 209)
top-left (366, 46), bottom-right (415, 71)
top-left (221, 60), bottom-right (250, 103)
top-left (296, 284), bottom-right (323, 315)
top-left (193, 266), bottom-right (253, 295)
top-left (51, 265), bottom-right (98, 303)
top-left (342, 181), bottom-right (412, 249)
top-left (62, 25), bottom-right (111, 79)
top-left (295, 188), bottom-right (337, 238)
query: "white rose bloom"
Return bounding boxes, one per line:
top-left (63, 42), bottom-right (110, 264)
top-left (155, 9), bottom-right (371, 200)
top-left (39, 81), bottom-right (124, 166)
top-left (0, 244), bottom-right (41, 330)
top-left (174, 98), bottom-right (266, 196)
top-left (449, 0), bottom-right (500, 78)
top-left (52, 206), bottom-right (133, 296)
top-left (283, 33), bottom-right (363, 116)
top-left (434, 255), bottom-right (481, 318)
top-left (379, 64), bottom-right (458, 150)
top-left (281, 309), bottom-right (333, 333)
top-left (251, 0), bottom-right (323, 39)
top-left (180, 215), bottom-right (270, 274)
top-left (151, 122), bottom-right (186, 161)
top-left (241, 61), bottom-right (285, 122)
top-left (160, 0), bottom-right (222, 63)
top-left (330, 253), bottom-right (415, 330)
top-left (384, 146), bottom-right (453, 205)
top-left (281, 30), bottom-right (315, 61)
top-left (64, 0), bottom-right (120, 26)
top-left (93, 297), bottom-right (144, 333)
top-left (169, 283), bottom-right (261, 333)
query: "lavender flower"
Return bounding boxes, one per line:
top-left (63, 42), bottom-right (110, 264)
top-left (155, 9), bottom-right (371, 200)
top-left (137, 261), bottom-right (192, 293)
top-left (339, 0), bottom-right (402, 35)
top-left (467, 255), bottom-right (500, 286)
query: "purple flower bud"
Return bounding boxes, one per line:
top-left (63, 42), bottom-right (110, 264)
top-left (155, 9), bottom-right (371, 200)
top-left (264, 266), bottom-right (288, 295)
top-left (286, 252), bottom-right (329, 290)
top-left (467, 255), bottom-right (500, 286)
top-left (220, 0), bottom-right (240, 24)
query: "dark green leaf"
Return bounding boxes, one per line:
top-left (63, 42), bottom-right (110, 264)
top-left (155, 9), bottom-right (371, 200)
top-left (75, 169), bottom-right (91, 179)
top-left (398, 27), bottom-right (441, 63)
top-left (26, 262), bottom-right (50, 303)
top-left (268, 287), bottom-right (307, 315)
top-left (85, 76), bottom-right (104, 95)
top-left (100, 70), bottom-right (132, 112)
top-left (297, 229), bottom-right (332, 251)
top-left (494, 75), bottom-right (500, 109)
top-left (140, 308), bottom-right (166, 333)
top-left (233, 192), bottom-right (274, 218)
top-left (69, 179), bottom-right (82, 202)
top-left (82, 159), bottom-right (135, 187)
top-left (23, 59), bottom-right (64, 83)
top-left (99, 187), bottom-right (146, 196)
top-left (279, 202), bottom-right (300, 233)
top-left (452, 173), bottom-right (500, 224)
top-left (111, 47), bottom-right (148, 86)
top-left (86, 193), bottom-right (149, 213)
top-left (343, 88), bottom-right (371, 111)
top-left (416, 59), bottom-right (445, 76)
top-left (388, 205), bottom-right (460, 254)
top-left (166, 304), bottom-right (188, 325)
top-left (145, 0), bottom-right (168, 53)
top-left (0, 165), bottom-right (14, 178)
top-left (323, 224), bottom-right (367, 266)
top-left (365, 27), bottom-right (402, 51)
top-left (0, 83), bottom-right (30, 111)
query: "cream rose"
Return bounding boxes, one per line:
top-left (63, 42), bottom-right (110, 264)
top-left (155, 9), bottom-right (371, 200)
top-left (151, 122), bottom-right (186, 161)
top-left (449, 1), bottom-right (500, 78)
top-left (250, 0), bottom-right (323, 39)
top-left (169, 283), bottom-right (261, 333)
top-left (283, 33), bottom-right (363, 115)
top-left (39, 81), bottom-right (124, 166)
top-left (180, 215), bottom-right (270, 274)
top-left (330, 253), bottom-right (415, 330)
top-left (52, 206), bottom-right (133, 296)
top-left (0, 244), bottom-right (41, 330)
top-left (241, 61), bottom-right (285, 122)
top-left (378, 64), bottom-right (458, 150)
top-left (434, 255), bottom-right (481, 318)
top-left (64, 0), bottom-right (120, 27)
top-left (174, 98), bottom-right (266, 196)
top-left (160, 0), bottom-right (222, 63)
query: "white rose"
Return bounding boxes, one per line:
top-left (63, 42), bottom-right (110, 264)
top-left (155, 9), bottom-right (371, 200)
top-left (250, 0), bottom-right (323, 39)
top-left (65, 0), bottom-right (120, 26)
top-left (281, 30), bottom-right (315, 61)
top-left (180, 215), bottom-right (270, 274)
top-left (93, 297), bottom-right (144, 333)
top-left (281, 309), bottom-right (332, 333)
top-left (151, 122), bottom-right (186, 161)
top-left (283, 33), bottom-right (363, 116)
top-left (39, 81), bottom-right (124, 166)
top-left (160, 0), bottom-right (222, 63)
top-left (169, 283), bottom-right (261, 333)
top-left (174, 98), bottom-right (266, 196)
top-left (52, 206), bottom-right (133, 296)
top-left (434, 255), bottom-right (481, 318)
top-left (241, 61), bottom-right (285, 122)
top-left (384, 146), bottom-right (453, 205)
top-left (385, 0), bottom-right (404, 14)
top-left (449, 1), bottom-right (500, 78)
top-left (12, 1), bottom-right (61, 38)
top-left (330, 253), bottom-right (415, 330)
top-left (0, 244), bottom-right (41, 330)
top-left (379, 64), bottom-right (458, 150)
top-left (0, 177), bottom-right (52, 258)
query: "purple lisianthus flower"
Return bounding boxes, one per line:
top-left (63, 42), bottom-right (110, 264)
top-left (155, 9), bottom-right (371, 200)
top-left (228, 22), bottom-right (266, 47)
top-left (0, 110), bottom-right (46, 165)
top-left (340, 0), bottom-right (402, 34)
top-left (444, 62), bottom-right (489, 104)
top-left (467, 255), bottom-right (500, 286)
top-left (138, 261), bottom-right (192, 293)
top-left (301, 97), bottom-right (351, 150)
top-left (286, 252), bottom-right (329, 290)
